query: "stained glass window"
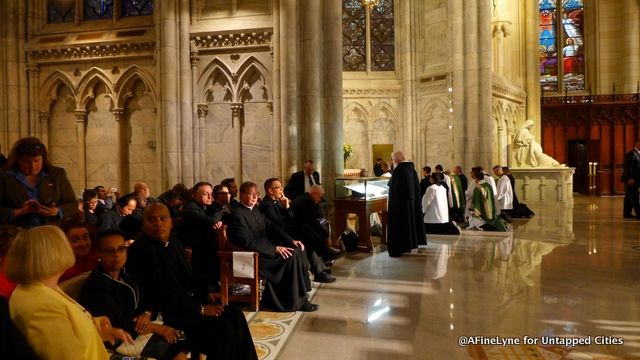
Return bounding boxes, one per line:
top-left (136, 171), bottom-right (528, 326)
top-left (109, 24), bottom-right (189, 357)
top-left (370, 0), bottom-right (394, 71)
top-left (342, 0), bottom-right (394, 72)
top-left (122, 0), bottom-right (154, 17)
top-left (84, 0), bottom-right (113, 20)
top-left (47, 0), bottom-right (75, 23)
top-left (539, 0), bottom-right (585, 92)
top-left (343, 0), bottom-right (367, 71)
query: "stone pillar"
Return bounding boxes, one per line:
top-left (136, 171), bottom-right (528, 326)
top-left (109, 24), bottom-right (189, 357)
top-left (112, 108), bottom-right (125, 192)
top-left (231, 103), bottom-right (244, 183)
top-left (5, 0), bottom-right (23, 144)
top-left (190, 45), bottom-right (201, 180)
top-left (179, 0), bottom-right (194, 186)
top-left (197, 104), bottom-right (208, 180)
top-left (26, 62), bottom-right (39, 136)
top-left (74, 110), bottom-right (87, 190)
top-left (478, 0), bottom-right (493, 167)
top-left (525, 0), bottom-right (541, 136)
top-left (301, 0), bottom-right (323, 164)
top-left (622, 0), bottom-right (639, 93)
top-left (279, 0), bottom-right (300, 175)
top-left (158, 0), bottom-right (180, 188)
top-left (271, 9), bottom-right (283, 178)
top-left (323, 0), bottom-right (343, 203)
top-left (38, 112), bottom-right (50, 148)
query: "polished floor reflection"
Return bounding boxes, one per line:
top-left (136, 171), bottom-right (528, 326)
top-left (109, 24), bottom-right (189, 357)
top-left (280, 196), bottom-right (640, 359)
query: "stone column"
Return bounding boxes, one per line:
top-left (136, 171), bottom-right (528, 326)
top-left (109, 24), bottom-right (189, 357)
top-left (197, 104), bottom-right (208, 180)
top-left (525, 0), bottom-right (541, 136)
top-left (179, 0), bottom-right (194, 186)
top-left (26, 62), bottom-right (39, 136)
top-left (190, 45), bottom-right (201, 180)
top-left (279, 0), bottom-right (300, 175)
top-left (5, 0), bottom-right (23, 144)
top-left (323, 0), bottom-right (343, 204)
top-left (231, 103), bottom-right (244, 183)
top-left (622, 0), bottom-right (639, 93)
top-left (271, 4), bottom-right (283, 178)
top-left (111, 108), bottom-right (125, 192)
top-left (301, 0), bottom-right (323, 165)
top-left (38, 112), bottom-right (50, 147)
top-left (478, 0), bottom-right (493, 167)
top-left (74, 110), bottom-right (87, 190)
top-left (158, 0), bottom-right (180, 188)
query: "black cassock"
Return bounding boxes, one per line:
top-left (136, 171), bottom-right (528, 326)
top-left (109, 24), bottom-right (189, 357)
top-left (387, 161), bottom-right (427, 256)
top-left (228, 205), bottom-right (311, 311)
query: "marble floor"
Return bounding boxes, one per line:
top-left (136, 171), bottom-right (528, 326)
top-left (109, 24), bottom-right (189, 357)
top-left (279, 196), bottom-right (640, 360)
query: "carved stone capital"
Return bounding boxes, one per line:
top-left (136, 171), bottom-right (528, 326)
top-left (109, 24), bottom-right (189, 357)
top-left (492, 20), bottom-right (512, 38)
top-left (190, 52), bottom-right (200, 67)
top-left (111, 108), bottom-right (125, 121)
top-left (231, 103), bottom-right (243, 117)
top-left (38, 112), bottom-right (50, 123)
top-left (26, 63), bottom-right (40, 74)
top-left (197, 104), bottom-right (208, 118)
top-left (74, 110), bottom-right (87, 123)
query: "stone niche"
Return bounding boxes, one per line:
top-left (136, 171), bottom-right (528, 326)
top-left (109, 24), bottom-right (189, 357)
top-left (510, 167), bottom-right (575, 203)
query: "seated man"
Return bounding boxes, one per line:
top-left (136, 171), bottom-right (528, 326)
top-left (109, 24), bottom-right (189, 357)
top-left (284, 160), bottom-right (320, 200)
top-left (180, 182), bottom-right (221, 290)
top-left (467, 169), bottom-right (508, 232)
top-left (422, 173), bottom-right (460, 235)
top-left (290, 185), bottom-right (339, 260)
top-left (97, 193), bottom-right (138, 238)
top-left (220, 178), bottom-right (240, 208)
top-left (228, 182), bottom-right (317, 312)
top-left (259, 178), bottom-right (335, 283)
top-left (126, 203), bottom-right (258, 360)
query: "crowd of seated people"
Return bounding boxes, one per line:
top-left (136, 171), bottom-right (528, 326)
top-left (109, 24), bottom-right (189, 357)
top-left (0, 137), bottom-right (345, 359)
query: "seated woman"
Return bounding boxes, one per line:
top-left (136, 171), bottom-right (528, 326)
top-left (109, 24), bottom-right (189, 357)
top-left (422, 173), bottom-right (460, 235)
top-left (0, 137), bottom-right (77, 228)
top-left (79, 230), bottom-right (187, 360)
top-left (59, 220), bottom-right (98, 283)
top-left (5, 225), bottom-right (133, 359)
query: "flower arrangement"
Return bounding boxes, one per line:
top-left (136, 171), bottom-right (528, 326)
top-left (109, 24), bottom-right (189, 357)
top-left (343, 144), bottom-right (353, 168)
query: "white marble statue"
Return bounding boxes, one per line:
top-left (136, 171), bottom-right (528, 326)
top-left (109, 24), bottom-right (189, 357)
top-left (513, 119), bottom-right (562, 168)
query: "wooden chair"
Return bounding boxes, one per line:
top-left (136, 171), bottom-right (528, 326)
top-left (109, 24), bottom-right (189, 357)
top-left (216, 226), bottom-right (260, 311)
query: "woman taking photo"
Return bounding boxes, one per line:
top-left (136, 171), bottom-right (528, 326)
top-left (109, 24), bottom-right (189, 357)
top-left (0, 137), bottom-right (77, 228)
top-left (5, 225), bottom-right (132, 359)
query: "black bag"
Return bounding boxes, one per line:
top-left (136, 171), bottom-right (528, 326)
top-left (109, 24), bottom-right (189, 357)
top-left (511, 203), bottom-right (535, 218)
top-left (340, 231), bottom-right (359, 252)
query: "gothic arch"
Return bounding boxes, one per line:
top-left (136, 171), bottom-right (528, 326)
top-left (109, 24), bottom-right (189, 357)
top-left (39, 70), bottom-right (77, 113)
top-left (114, 65), bottom-right (157, 109)
top-left (343, 102), bottom-right (370, 122)
top-left (371, 101), bottom-right (396, 126)
top-left (77, 68), bottom-right (115, 110)
top-left (421, 99), bottom-right (449, 130)
top-left (198, 58), bottom-right (233, 103)
top-left (236, 56), bottom-right (272, 103)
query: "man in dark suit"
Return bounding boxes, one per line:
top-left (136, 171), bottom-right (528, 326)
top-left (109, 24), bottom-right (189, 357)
top-left (290, 185), bottom-right (339, 261)
top-left (622, 140), bottom-right (640, 218)
top-left (419, 166), bottom-right (432, 198)
top-left (180, 182), bottom-right (222, 290)
top-left (373, 157), bottom-right (384, 177)
top-left (126, 203), bottom-right (258, 360)
top-left (228, 182), bottom-right (317, 312)
top-left (220, 178), bottom-right (240, 208)
top-left (260, 178), bottom-right (335, 283)
top-left (284, 160), bottom-right (320, 200)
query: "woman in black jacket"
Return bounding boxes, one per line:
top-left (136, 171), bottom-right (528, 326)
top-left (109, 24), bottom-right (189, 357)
top-left (78, 229), bottom-right (186, 360)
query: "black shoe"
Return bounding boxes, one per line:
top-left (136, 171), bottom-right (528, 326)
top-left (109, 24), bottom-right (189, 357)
top-left (624, 214), bottom-right (635, 219)
top-left (315, 272), bottom-right (336, 283)
top-left (324, 259), bottom-right (336, 267)
top-left (300, 301), bottom-right (319, 312)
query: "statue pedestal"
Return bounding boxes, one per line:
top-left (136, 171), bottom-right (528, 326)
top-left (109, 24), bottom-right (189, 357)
top-left (510, 167), bottom-right (575, 203)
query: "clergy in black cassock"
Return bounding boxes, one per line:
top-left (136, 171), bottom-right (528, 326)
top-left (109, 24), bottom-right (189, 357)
top-left (228, 182), bottom-right (317, 312)
top-left (386, 151), bottom-right (427, 257)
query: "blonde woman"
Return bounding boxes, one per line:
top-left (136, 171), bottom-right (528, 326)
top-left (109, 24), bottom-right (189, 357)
top-left (6, 225), bottom-right (132, 359)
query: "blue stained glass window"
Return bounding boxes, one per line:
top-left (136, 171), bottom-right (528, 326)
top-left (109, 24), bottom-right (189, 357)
top-left (48, 0), bottom-right (75, 23)
top-left (84, 0), bottom-right (113, 20)
top-left (539, 0), bottom-right (585, 92)
top-left (122, 0), bottom-right (154, 17)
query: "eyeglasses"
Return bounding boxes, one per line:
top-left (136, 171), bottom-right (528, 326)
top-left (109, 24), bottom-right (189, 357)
top-left (99, 245), bottom-right (128, 256)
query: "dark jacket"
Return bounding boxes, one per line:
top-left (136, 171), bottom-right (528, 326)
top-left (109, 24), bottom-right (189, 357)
top-left (228, 205), bottom-right (294, 258)
top-left (78, 265), bottom-right (146, 337)
top-left (259, 197), bottom-right (294, 230)
top-left (126, 234), bottom-right (207, 327)
top-left (284, 170), bottom-right (320, 200)
top-left (387, 161), bottom-right (427, 255)
top-left (0, 166), bottom-right (77, 227)
top-left (290, 193), bottom-right (328, 239)
top-left (623, 148), bottom-right (640, 183)
top-left (0, 296), bottom-right (40, 359)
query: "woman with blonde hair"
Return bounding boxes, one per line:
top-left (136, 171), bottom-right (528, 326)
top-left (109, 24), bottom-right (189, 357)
top-left (6, 225), bottom-right (132, 359)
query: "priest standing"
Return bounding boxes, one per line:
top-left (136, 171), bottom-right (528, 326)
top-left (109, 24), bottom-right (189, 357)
top-left (386, 151), bottom-right (426, 257)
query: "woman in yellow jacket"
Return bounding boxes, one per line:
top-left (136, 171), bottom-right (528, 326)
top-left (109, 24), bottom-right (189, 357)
top-left (5, 225), bottom-right (132, 359)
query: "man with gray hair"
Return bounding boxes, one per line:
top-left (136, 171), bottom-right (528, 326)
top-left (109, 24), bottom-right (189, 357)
top-left (386, 151), bottom-right (426, 256)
